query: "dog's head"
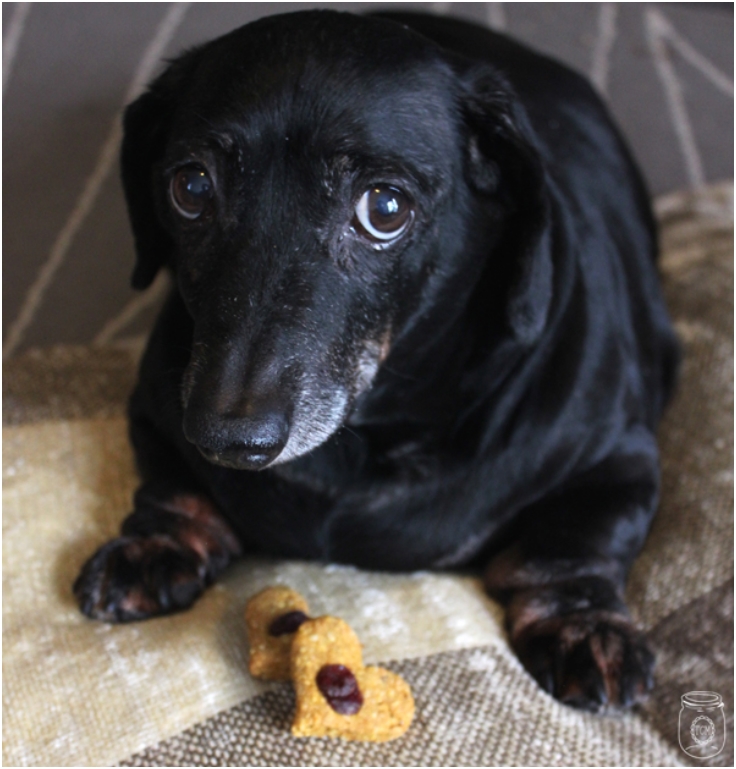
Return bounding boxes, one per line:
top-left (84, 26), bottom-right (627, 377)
top-left (121, 11), bottom-right (551, 470)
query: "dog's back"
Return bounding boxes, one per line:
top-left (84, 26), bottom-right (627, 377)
top-left (380, 11), bottom-right (679, 417)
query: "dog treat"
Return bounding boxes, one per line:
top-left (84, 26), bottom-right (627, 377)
top-left (245, 586), bottom-right (311, 680)
top-left (291, 616), bottom-right (414, 742)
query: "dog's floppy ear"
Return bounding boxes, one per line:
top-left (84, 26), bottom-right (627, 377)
top-left (120, 53), bottom-right (202, 290)
top-left (121, 87), bottom-right (174, 290)
top-left (459, 65), bottom-right (553, 345)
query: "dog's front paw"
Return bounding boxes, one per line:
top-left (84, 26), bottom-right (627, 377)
top-left (73, 536), bottom-right (207, 622)
top-left (512, 609), bottom-right (654, 712)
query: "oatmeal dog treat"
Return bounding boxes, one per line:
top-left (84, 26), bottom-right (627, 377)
top-left (245, 586), bottom-right (311, 680)
top-left (291, 616), bottom-right (414, 742)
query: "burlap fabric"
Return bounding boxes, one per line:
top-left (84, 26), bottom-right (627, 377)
top-left (3, 182), bottom-right (732, 767)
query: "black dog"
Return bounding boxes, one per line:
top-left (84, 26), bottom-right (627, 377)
top-left (74, 11), bottom-right (679, 712)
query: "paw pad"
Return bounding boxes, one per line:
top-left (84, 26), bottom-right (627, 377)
top-left (245, 588), bottom-right (414, 742)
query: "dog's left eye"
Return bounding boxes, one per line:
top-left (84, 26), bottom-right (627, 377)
top-left (170, 165), bottom-right (214, 219)
top-left (353, 185), bottom-right (413, 241)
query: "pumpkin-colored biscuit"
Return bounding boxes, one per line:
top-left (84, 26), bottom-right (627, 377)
top-left (245, 586), bottom-right (310, 681)
top-left (291, 616), bottom-right (415, 742)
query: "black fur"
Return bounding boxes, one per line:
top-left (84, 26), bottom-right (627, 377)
top-left (74, 11), bottom-right (679, 712)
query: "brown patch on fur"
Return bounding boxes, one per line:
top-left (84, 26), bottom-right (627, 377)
top-left (590, 625), bottom-right (624, 703)
top-left (511, 603), bottom-right (634, 645)
top-left (506, 589), bottom-right (559, 640)
top-left (165, 494), bottom-right (242, 556)
top-left (119, 587), bottom-right (159, 616)
top-left (485, 546), bottom-right (623, 601)
top-left (175, 521), bottom-right (223, 563)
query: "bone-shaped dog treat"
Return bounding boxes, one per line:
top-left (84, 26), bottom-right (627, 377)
top-left (291, 616), bottom-right (415, 742)
top-left (245, 586), bottom-right (311, 680)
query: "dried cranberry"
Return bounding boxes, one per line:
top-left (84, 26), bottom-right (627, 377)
top-left (316, 664), bottom-right (363, 715)
top-left (268, 610), bottom-right (309, 636)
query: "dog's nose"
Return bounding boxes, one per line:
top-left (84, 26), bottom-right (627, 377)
top-left (186, 411), bottom-right (290, 470)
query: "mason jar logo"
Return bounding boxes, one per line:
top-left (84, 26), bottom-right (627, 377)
top-left (679, 691), bottom-right (726, 759)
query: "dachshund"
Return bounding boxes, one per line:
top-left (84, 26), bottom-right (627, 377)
top-left (74, 11), bottom-right (679, 712)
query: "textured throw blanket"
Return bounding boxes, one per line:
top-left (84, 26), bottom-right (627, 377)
top-left (3, 182), bottom-right (732, 767)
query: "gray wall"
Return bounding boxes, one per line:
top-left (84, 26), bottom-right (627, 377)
top-left (3, 2), bottom-right (733, 357)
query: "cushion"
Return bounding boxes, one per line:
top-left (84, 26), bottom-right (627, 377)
top-left (3, 182), bottom-right (732, 767)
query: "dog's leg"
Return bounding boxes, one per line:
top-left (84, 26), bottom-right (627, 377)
top-left (485, 437), bottom-right (658, 711)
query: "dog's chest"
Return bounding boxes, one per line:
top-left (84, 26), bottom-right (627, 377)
top-left (239, 453), bottom-right (503, 570)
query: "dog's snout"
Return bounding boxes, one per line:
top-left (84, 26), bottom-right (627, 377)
top-left (185, 411), bottom-right (290, 470)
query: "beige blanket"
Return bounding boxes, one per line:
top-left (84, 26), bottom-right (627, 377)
top-left (3, 182), bottom-right (732, 767)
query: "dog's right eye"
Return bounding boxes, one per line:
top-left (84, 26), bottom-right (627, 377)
top-left (170, 165), bottom-right (214, 219)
